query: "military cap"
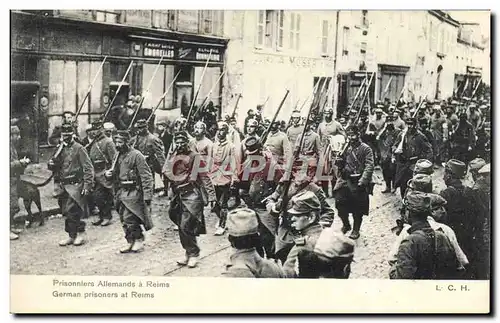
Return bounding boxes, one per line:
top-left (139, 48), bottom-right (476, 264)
top-left (91, 119), bottom-right (104, 130)
top-left (375, 108), bottom-right (383, 114)
top-left (314, 228), bottom-right (355, 260)
top-left (103, 122), bottom-right (115, 131)
top-left (445, 159), bottom-right (467, 179)
top-left (11, 125), bottom-right (20, 135)
top-left (451, 100), bottom-right (459, 105)
top-left (478, 163), bottom-right (490, 175)
top-left (244, 136), bottom-right (262, 154)
top-left (404, 191), bottom-right (432, 213)
top-left (194, 121), bottom-right (207, 129)
top-left (428, 193), bottom-right (447, 209)
top-left (414, 159), bottom-right (434, 175)
top-left (376, 103), bottom-right (385, 109)
top-left (323, 107), bottom-right (334, 114)
top-left (246, 119), bottom-right (259, 127)
top-left (61, 123), bottom-right (75, 134)
top-left (407, 174), bottom-right (433, 193)
top-left (218, 121), bottom-right (229, 130)
top-left (62, 110), bottom-right (75, 116)
top-left (347, 124), bottom-right (360, 134)
top-left (469, 103), bottom-right (478, 109)
top-left (174, 131), bottom-right (189, 142)
top-left (288, 190), bottom-right (321, 215)
top-left (226, 208), bottom-right (259, 237)
top-left (155, 120), bottom-right (167, 126)
top-left (114, 130), bottom-right (130, 141)
top-left (469, 158), bottom-right (486, 172)
top-left (256, 104), bottom-right (264, 111)
top-left (433, 104), bottom-right (441, 110)
top-left (349, 109), bottom-right (358, 115)
top-left (134, 119), bottom-right (148, 129)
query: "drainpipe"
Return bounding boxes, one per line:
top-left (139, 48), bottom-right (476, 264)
top-left (332, 10), bottom-right (340, 118)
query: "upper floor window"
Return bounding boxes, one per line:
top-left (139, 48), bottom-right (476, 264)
top-left (321, 20), bottom-right (329, 55)
top-left (94, 10), bottom-right (120, 23)
top-left (200, 10), bottom-right (224, 36)
top-left (342, 26), bottom-right (350, 56)
top-left (289, 12), bottom-right (301, 50)
top-left (256, 10), bottom-right (285, 50)
top-left (361, 10), bottom-right (369, 28)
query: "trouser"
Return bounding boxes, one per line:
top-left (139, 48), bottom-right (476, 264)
top-left (214, 184), bottom-right (230, 228)
top-left (335, 186), bottom-right (369, 233)
top-left (381, 159), bottom-right (395, 189)
top-left (118, 202), bottom-right (144, 243)
top-left (257, 222), bottom-right (276, 259)
top-left (337, 211), bottom-right (363, 233)
top-left (60, 192), bottom-right (86, 238)
top-left (10, 182), bottom-right (20, 227)
top-left (179, 210), bottom-right (201, 257)
top-left (93, 183), bottom-right (113, 220)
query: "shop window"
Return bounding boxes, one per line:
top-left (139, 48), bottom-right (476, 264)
top-left (11, 57), bottom-right (38, 81)
top-left (289, 12), bottom-right (301, 50)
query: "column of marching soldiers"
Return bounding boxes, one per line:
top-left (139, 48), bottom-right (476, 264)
top-left (10, 57), bottom-right (491, 279)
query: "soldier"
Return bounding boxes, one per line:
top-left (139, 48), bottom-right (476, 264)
top-left (430, 105), bottom-right (447, 166)
top-left (155, 120), bottom-right (173, 197)
top-left (468, 158), bottom-right (486, 183)
top-left (378, 116), bottom-right (400, 193)
top-left (293, 118), bottom-right (321, 180)
top-left (210, 122), bottom-right (238, 235)
top-left (105, 130), bottom-right (154, 253)
top-left (103, 122), bottom-right (116, 138)
top-left (393, 117), bottom-right (433, 200)
top-left (450, 113), bottom-right (476, 164)
top-left (222, 208), bottom-right (285, 278)
top-left (264, 120), bottom-right (292, 176)
top-left (279, 191), bottom-right (324, 278)
top-left (227, 116), bottom-right (243, 146)
top-left (392, 110), bottom-right (406, 131)
top-left (164, 131), bottom-right (207, 268)
top-left (266, 171), bottom-right (335, 264)
top-left (48, 123), bottom-right (94, 247)
top-left (88, 120), bottom-right (117, 227)
top-left (48, 111), bottom-right (80, 146)
top-left (192, 121), bottom-right (216, 206)
top-left (81, 124), bottom-right (94, 150)
top-left (238, 136), bottom-right (280, 258)
top-left (333, 125), bottom-right (374, 240)
top-left (10, 125), bottom-right (31, 240)
top-left (467, 104), bottom-right (483, 131)
top-left (286, 110), bottom-right (304, 146)
top-left (132, 119), bottom-right (166, 186)
top-left (243, 110), bottom-right (256, 135)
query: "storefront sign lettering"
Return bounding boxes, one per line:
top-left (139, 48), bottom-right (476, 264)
top-left (144, 42), bottom-right (175, 58)
top-left (143, 41), bottom-right (222, 63)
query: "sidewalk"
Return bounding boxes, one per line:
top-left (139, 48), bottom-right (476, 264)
top-left (14, 163), bottom-right (165, 222)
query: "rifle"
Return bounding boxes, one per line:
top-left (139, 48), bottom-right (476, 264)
top-left (102, 60), bottom-right (134, 121)
top-left (186, 49), bottom-right (213, 122)
top-left (230, 93), bottom-right (242, 120)
top-left (128, 54), bottom-right (166, 130)
top-left (146, 70), bottom-right (182, 124)
top-left (470, 77), bottom-right (482, 100)
top-left (259, 90), bottom-right (290, 145)
top-left (192, 69), bottom-right (227, 120)
top-left (381, 75), bottom-right (393, 102)
top-left (345, 76), bottom-right (368, 117)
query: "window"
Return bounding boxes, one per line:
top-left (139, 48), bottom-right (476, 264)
top-left (257, 10), bottom-right (285, 50)
top-left (257, 10), bottom-right (265, 47)
top-left (361, 10), bottom-right (368, 28)
top-left (429, 20), bottom-right (437, 52)
top-left (439, 28), bottom-right (445, 53)
top-left (289, 12), bottom-right (300, 50)
top-left (342, 26), bottom-right (350, 56)
top-left (200, 10), bottom-right (224, 36)
top-left (277, 10), bottom-right (284, 49)
top-left (152, 10), bottom-right (176, 29)
top-left (94, 10), bottom-right (120, 23)
top-left (321, 20), bottom-right (329, 55)
top-left (360, 41), bottom-right (367, 61)
top-left (264, 10), bottom-right (274, 48)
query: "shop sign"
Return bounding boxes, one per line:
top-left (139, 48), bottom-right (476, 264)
top-left (178, 45), bottom-right (222, 63)
top-left (144, 41), bottom-right (175, 59)
top-left (466, 66), bottom-right (482, 75)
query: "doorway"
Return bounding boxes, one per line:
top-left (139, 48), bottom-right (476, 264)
top-left (435, 65), bottom-right (443, 100)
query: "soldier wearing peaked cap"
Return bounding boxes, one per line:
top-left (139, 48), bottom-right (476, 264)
top-left (48, 123), bottom-right (94, 247)
top-left (378, 115), bottom-right (400, 194)
top-left (88, 119), bottom-right (117, 227)
top-left (450, 112), bottom-right (476, 164)
top-left (296, 228), bottom-right (355, 278)
top-left (468, 158), bottom-right (486, 183)
top-left (279, 190), bottom-right (324, 278)
top-left (414, 159), bottom-right (434, 176)
top-left (286, 110), bottom-right (305, 146)
top-left (221, 208), bottom-right (285, 278)
top-left (163, 130), bottom-right (208, 268)
top-left (106, 130), bottom-right (154, 254)
top-left (132, 119), bottom-right (166, 183)
top-left (103, 122), bottom-right (115, 138)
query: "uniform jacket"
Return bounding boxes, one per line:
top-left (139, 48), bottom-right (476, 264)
top-left (49, 123), bottom-right (80, 146)
top-left (318, 120), bottom-right (344, 147)
top-left (389, 220), bottom-right (460, 279)
top-left (222, 248), bottom-right (285, 278)
top-left (393, 130), bottom-right (433, 187)
top-left (114, 148), bottom-right (154, 230)
top-left (378, 129), bottom-right (400, 162)
top-left (451, 121), bottom-right (476, 149)
top-left (133, 132), bottom-right (166, 174)
top-left (286, 125), bottom-right (305, 147)
top-left (264, 130), bottom-right (292, 163)
top-left (295, 130), bottom-right (321, 157)
top-left (393, 117), bottom-right (406, 131)
top-left (89, 133), bottom-right (117, 189)
top-left (282, 224), bottom-right (323, 278)
top-left (333, 142), bottom-right (374, 192)
top-left (210, 140), bottom-right (238, 186)
top-left (53, 141), bottom-right (94, 211)
top-left (430, 113), bottom-right (447, 141)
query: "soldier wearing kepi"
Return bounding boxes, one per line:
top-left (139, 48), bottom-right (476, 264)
top-left (106, 130), bottom-right (154, 253)
top-left (132, 119), bottom-right (166, 185)
top-left (48, 123), bottom-right (94, 247)
top-left (333, 125), bottom-right (374, 240)
top-left (211, 122), bottom-right (239, 235)
top-left (88, 119), bottom-right (117, 227)
top-left (164, 131), bottom-right (207, 268)
top-left (378, 116), bottom-right (400, 193)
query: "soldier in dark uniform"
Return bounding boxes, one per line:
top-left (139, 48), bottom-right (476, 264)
top-left (450, 113), bottom-right (476, 164)
top-left (418, 118), bottom-right (435, 163)
top-left (164, 131), bottom-right (207, 268)
top-left (378, 116), bottom-right (400, 193)
top-left (279, 191), bottom-right (324, 278)
top-left (293, 119), bottom-right (321, 180)
top-left (48, 124), bottom-right (94, 247)
top-left (48, 111), bottom-right (81, 146)
top-left (88, 119), bottom-right (117, 227)
top-left (333, 125), bottom-right (374, 240)
top-left (106, 130), bottom-right (154, 253)
top-left (155, 120), bottom-right (173, 197)
top-left (393, 117), bottom-right (433, 201)
top-left (222, 208), bottom-right (285, 278)
top-left (10, 125), bottom-right (31, 240)
top-left (132, 119), bottom-right (166, 187)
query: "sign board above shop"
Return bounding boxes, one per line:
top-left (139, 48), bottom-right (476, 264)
top-left (142, 40), bottom-right (223, 64)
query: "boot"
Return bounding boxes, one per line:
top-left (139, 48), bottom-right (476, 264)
top-left (100, 219), bottom-right (112, 227)
top-left (92, 218), bottom-right (103, 226)
top-left (382, 181), bottom-right (392, 193)
top-left (339, 214), bottom-right (351, 234)
top-left (214, 226), bottom-right (226, 236)
top-left (10, 232), bottom-right (19, 240)
top-left (177, 255), bottom-right (189, 266)
top-left (59, 236), bottom-right (75, 246)
top-left (120, 241), bottom-right (134, 254)
top-left (131, 238), bottom-right (144, 252)
top-left (349, 215), bottom-right (363, 240)
top-left (187, 256), bottom-right (199, 268)
top-left (73, 232), bottom-right (87, 246)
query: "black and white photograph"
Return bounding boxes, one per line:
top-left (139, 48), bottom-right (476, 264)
top-left (8, 8), bottom-right (491, 313)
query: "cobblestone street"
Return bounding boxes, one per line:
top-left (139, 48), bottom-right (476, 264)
top-left (10, 168), bottom-right (446, 279)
